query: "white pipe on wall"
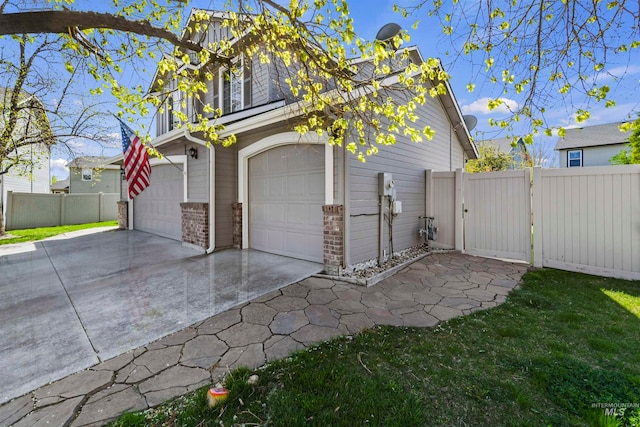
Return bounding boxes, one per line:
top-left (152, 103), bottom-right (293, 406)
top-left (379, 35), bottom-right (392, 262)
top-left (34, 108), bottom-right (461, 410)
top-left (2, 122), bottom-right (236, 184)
top-left (183, 130), bottom-right (216, 254)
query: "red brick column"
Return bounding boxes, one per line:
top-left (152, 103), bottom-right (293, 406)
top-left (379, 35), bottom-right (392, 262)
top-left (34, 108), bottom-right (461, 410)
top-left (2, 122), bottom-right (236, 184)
top-left (232, 202), bottom-right (242, 248)
top-left (323, 204), bottom-right (344, 276)
top-left (117, 201), bottom-right (128, 230)
top-left (180, 202), bottom-right (209, 250)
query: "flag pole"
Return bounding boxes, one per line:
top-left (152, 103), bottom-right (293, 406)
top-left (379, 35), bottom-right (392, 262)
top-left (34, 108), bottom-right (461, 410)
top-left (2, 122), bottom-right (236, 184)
top-left (113, 114), bottom-right (185, 174)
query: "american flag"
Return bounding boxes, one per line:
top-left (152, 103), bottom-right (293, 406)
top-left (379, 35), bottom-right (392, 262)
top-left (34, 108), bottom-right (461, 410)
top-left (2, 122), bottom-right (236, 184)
top-left (119, 120), bottom-right (151, 198)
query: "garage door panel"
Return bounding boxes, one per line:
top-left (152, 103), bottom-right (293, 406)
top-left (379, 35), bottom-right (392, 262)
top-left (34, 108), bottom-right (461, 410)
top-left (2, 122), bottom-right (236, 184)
top-left (267, 204), bottom-right (285, 224)
top-left (308, 203), bottom-right (324, 226)
top-left (249, 144), bottom-right (324, 263)
top-left (134, 164), bottom-right (183, 241)
top-left (266, 149), bottom-right (286, 171)
top-left (287, 175), bottom-right (306, 197)
top-left (269, 176), bottom-right (286, 197)
top-left (286, 231), bottom-right (322, 260)
top-left (308, 173), bottom-right (324, 196)
top-left (249, 179), bottom-right (268, 201)
top-left (286, 204), bottom-right (308, 225)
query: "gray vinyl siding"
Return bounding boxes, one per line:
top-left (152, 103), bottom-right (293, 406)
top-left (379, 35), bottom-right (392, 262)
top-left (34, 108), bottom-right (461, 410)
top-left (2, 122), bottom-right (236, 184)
top-left (559, 144), bottom-right (627, 168)
top-left (269, 58), bottom-right (295, 103)
top-left (348, 92), bottom-right (466, 265)
top-left (69, 168), bottom-right (120, 194)
top-left (156, 142), bottom-right (208, 203)
top-left (235, 122), bottom-right (294, 151)
top-left (250, 55), bottom-right (270, 107)
top-left (186, 144), bottom-right (209, 202)
top-left (214, 145), bottom-right (237, 248)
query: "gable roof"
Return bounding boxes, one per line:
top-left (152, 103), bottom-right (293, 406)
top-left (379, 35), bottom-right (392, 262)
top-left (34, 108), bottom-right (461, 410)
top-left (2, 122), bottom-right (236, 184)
top-left (554, 122), bottom-right (632, 150)
top-left (141, 9), bottom-right (478, 160)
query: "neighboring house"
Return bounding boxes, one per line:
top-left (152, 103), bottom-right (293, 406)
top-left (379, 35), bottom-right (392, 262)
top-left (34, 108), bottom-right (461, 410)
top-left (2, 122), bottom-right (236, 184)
top-left (68, 156), bottom-right (122, 194)
top-left (0, 88), bottom-right (52, 223)
top-left (50, 178), bottom-right (70, 194)
top-left (554, 122), bottom-right (632, 168)
top-left (110, 9), bottom-right (478, 274)
top-left (0, 146), bottom-right (51, 222)
top-left (482, 137), bottom-right (531, 169)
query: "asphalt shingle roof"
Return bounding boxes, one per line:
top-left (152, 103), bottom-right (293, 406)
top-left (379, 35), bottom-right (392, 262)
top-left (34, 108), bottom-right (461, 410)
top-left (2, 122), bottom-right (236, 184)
top-left (554, 122), bottom-right (632, 150)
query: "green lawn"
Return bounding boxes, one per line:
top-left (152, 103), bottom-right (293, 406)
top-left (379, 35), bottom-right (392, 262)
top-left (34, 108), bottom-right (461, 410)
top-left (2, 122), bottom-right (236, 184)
top-left (0, 221), bottom-right (118, 245)
top-left (110, 269), bottom-right (640, 427)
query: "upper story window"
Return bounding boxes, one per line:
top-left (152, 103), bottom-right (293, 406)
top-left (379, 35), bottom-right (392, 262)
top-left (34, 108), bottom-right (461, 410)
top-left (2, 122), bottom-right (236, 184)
top-left (223, 64), bottom-right (243, 114)
top-left (568, 150), bottom-right (582, 167)
top-left (169, 93), bottom-right (182, 131)
top-left (217, 56), bottom-right (252, 115)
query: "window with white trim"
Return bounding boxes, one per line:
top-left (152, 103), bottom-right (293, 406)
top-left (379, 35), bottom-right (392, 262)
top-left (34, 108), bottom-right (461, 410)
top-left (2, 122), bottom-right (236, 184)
top-left (568, 150), bottom-right (582, 167)
top-left (81, 168), bottom-right (93, 181)
top-left (220, 56), bottom-right (251, 115)
top-left (169, 92), bottom-right (182, 130)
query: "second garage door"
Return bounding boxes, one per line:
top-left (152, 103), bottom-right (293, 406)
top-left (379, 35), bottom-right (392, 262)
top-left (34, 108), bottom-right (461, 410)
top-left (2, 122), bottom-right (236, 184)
top-left (249, 144), bottom-right (324, 262)
top-left (133, 164), bottom-right (184, 241)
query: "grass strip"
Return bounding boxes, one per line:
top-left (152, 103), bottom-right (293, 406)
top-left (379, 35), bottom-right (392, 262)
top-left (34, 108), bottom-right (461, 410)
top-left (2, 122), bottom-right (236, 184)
top-left (0, 221), bottom-right (118, 245)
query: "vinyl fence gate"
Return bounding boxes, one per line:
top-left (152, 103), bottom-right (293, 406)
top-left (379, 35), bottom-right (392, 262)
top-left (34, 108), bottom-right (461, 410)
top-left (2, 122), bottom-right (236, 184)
top-left (427, 165), bottom-right (640, 281)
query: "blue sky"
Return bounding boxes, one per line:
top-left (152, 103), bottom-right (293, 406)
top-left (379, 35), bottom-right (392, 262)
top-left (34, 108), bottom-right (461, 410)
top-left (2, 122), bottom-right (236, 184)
top-left (48, 0), bottom-right (640, 177)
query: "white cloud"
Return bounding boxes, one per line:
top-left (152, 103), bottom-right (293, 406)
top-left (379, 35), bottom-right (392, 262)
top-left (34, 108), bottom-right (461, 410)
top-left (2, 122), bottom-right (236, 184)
top-left (50, 158), bottom-right (69, 179)
top-left (461, 97), bottom-right (519, 115)
top-left (591, 65), bottom-right (640, 84)
top-left (66, 140), bottom-right (87, 151)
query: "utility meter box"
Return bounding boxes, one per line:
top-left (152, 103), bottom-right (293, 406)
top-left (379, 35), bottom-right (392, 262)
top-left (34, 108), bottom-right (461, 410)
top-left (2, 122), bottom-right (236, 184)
top-left (378, 172), bottom-right (394, 196)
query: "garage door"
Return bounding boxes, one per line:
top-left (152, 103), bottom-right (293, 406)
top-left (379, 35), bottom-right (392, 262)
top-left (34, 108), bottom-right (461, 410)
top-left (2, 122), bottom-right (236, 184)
top-left (133, 164), bottom-right (184, 241)
top-left (249, 144), bottom-right (324, 262)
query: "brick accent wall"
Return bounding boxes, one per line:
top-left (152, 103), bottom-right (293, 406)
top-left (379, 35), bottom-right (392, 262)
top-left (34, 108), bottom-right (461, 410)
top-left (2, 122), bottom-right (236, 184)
top-left (232, 202), bottom-right (242, 248)
top-left (323, 204), bottom-right (344, 276)
top-left (117, 201), bottom-right (128, 230)
top-left (180, 202), bottom-right (209, 250)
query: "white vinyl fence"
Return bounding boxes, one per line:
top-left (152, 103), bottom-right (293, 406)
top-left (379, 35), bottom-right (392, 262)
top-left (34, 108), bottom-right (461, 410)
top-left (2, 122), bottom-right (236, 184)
top-left (533, 166), bottom-right (640, 280)
top-left (5, 191), bottom-right (119, 230)
top-left (426, 165), bottom-right (640, 280)
top-left (464, 169), bottom-right (532, 263)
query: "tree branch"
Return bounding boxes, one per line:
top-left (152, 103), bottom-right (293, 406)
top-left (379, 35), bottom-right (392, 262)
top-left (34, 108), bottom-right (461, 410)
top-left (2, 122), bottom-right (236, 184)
top-left (0, 10), bottom-right (203, 52)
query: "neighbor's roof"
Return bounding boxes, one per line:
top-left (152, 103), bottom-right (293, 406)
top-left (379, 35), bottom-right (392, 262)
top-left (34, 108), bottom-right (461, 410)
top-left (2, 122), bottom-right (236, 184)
top-left (68, 156), bottom-right (120, 170)
top-left (554, 122), bottom-right (632, 150)
top-left (50, 178), bottom-right (69, 191)
top-left (482, 137), bottom-right (526, 154)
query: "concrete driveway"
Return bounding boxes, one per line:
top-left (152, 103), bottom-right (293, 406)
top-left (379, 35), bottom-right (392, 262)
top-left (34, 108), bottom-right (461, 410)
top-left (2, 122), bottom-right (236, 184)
top-left (0, 229), bottom-right (321, 403)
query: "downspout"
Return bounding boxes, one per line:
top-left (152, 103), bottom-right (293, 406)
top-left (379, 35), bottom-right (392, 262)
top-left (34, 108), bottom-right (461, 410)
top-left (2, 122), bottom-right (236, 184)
top-left (343, 141), bottom-right (349, 270)
top-left (183, 130), bottom-right (216, 254)
top-left (449, 123), bottom-right (453, 171)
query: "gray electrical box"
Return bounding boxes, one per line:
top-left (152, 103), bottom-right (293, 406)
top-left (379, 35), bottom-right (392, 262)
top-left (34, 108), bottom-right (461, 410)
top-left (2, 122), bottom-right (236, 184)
top-left (378, 172), bottom-right (394, 196)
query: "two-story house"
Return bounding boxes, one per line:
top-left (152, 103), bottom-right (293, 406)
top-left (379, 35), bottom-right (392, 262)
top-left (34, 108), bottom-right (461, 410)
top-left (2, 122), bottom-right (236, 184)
top-left (68, 156), bottom-right (122, 195)
top-left (0, 88), bottom-right (52, 230)
top-left (554, 122), bottom-right (633, 167)
top-left (112, 9), bottom-right (478, 275)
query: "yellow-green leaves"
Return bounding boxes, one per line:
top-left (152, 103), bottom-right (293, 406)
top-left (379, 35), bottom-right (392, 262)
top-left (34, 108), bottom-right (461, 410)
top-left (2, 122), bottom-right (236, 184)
top-left (575, 109), bottom-right (590, 122)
